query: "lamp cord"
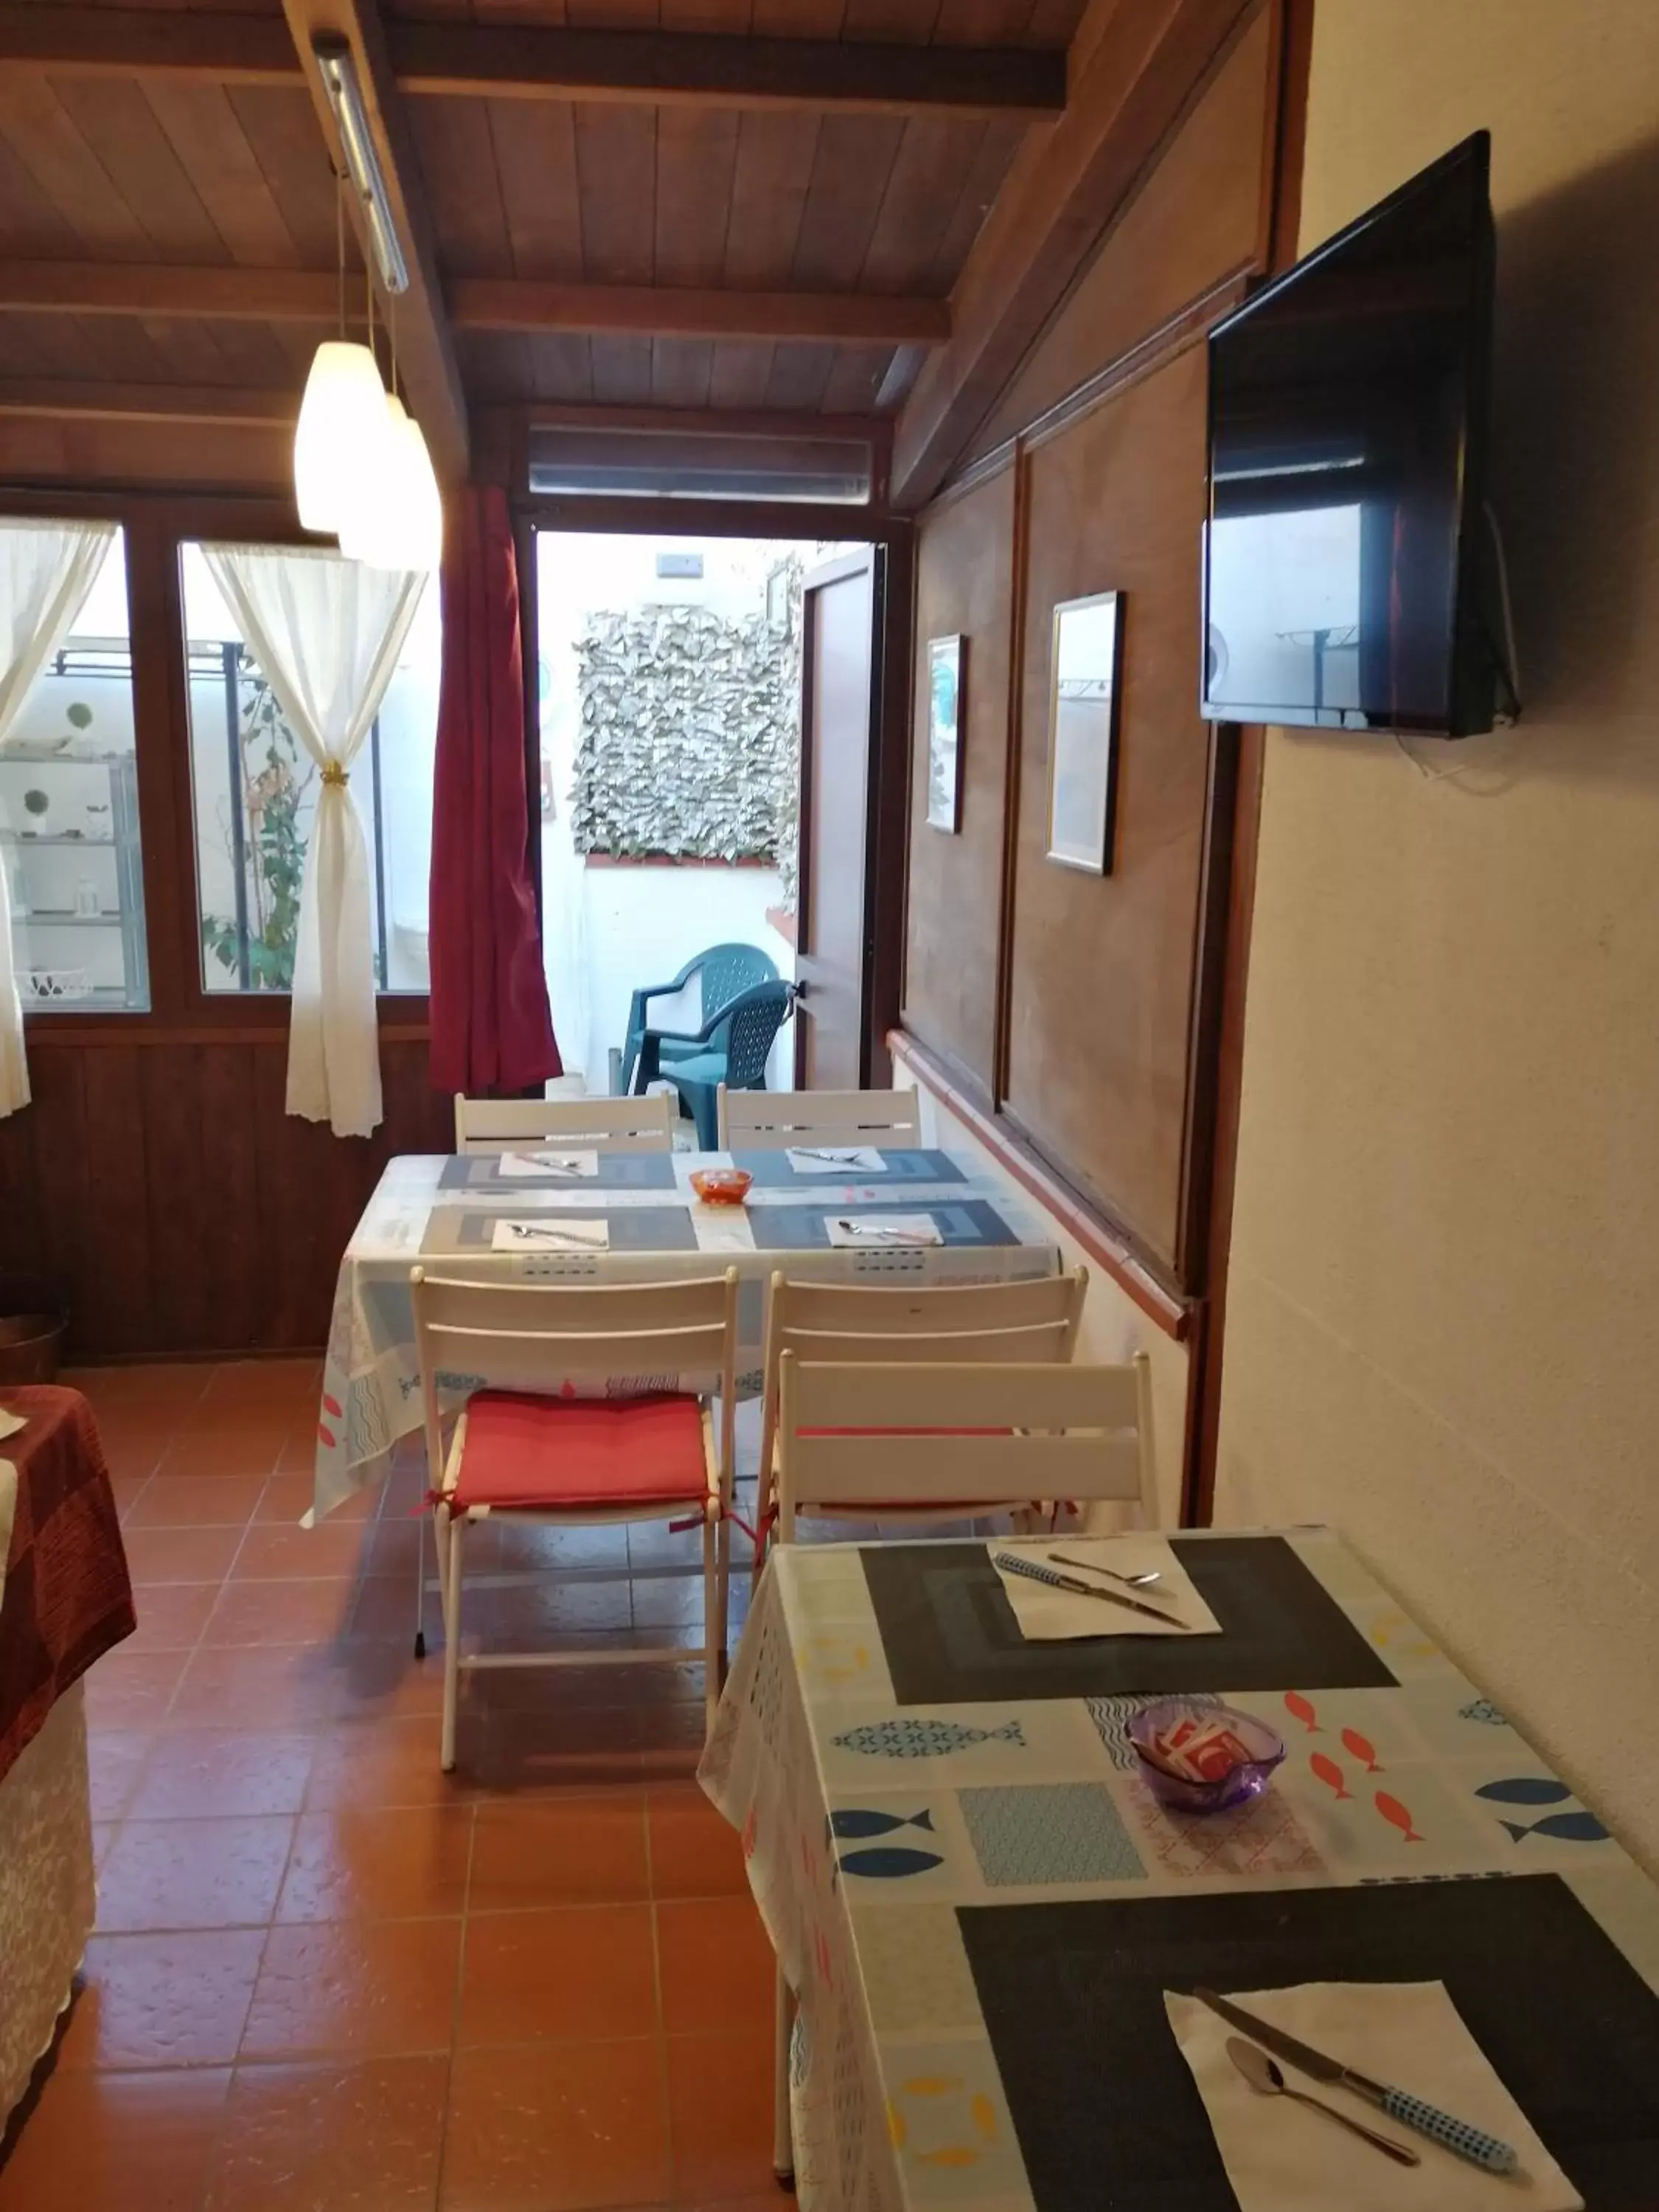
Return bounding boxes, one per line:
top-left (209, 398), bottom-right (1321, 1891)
top-left (335, 170), bottom-right (345, 342)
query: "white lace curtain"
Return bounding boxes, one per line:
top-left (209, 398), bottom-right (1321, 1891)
top-left (204, 544), bottom-right (424, 1138)
top-left (0, 519), bottom-right (116, 1118)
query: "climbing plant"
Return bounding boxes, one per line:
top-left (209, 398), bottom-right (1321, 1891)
top-left (201, 656), bottom-right (313, 990)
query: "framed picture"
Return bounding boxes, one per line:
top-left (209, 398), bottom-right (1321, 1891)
top-left (925, 634), bottom-right (965, 833)
top-left (1045, 591), bottom-right (1124, 874)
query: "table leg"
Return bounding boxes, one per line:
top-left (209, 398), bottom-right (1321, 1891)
top-left (773, 1962), bottom-right (796, 2188)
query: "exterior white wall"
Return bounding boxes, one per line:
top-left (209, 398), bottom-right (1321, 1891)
top-left (1217, 0), bottom-right (1659, 1870)
top-left (555, 860), bottom-right (796, 1096)
top-left (536, 530), bottom-right (807, 1096)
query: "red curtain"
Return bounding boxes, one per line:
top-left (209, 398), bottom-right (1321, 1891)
top-left (428, 486), bottom-right (561, 1095)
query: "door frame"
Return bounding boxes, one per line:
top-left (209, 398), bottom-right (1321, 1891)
top-left (517, 500), bottom-right (914, 1093)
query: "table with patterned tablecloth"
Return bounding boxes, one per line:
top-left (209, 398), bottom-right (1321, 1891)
top-left (698, 1531), bottom-right (1659, 2212)
top-left (310, 1148), bottom-right (1060, 1523)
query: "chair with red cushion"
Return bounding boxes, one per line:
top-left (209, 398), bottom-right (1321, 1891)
top-left (752, 1267), bottom-right (1091, 1571)
top-left (409, 1267), bottom-right (738, 1771)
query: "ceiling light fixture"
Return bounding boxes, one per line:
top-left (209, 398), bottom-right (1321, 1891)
top-left (313, 38), bottom-right (408, 297)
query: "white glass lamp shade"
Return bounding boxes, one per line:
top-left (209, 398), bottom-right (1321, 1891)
top-left (293, 341), bottom-right (390, 535)
top-left (340, 395), bottom-right (443, 574)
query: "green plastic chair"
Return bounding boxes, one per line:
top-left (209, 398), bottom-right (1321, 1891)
top-left (635, 980), bottom-right (796, 1149)
top-left (622, 942), bottom-right (779, 1096)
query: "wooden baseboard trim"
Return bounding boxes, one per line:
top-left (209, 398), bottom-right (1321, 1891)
top-left (890, 1027), bottom-right (1192, 1343)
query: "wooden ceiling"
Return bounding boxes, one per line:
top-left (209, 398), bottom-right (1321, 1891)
top-left (0, 0), bottom-right (1262, 501)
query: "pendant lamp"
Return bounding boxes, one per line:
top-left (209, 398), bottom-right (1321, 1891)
top-left (337, 394), bottom-right (442, 574)
top-left (293, 339), bottom-right (390, 535)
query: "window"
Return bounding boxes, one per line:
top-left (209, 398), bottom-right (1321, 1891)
top-left (180, 544), bottom-right (439, 995)
top-left (1, 526), bottom-right (150, 1012)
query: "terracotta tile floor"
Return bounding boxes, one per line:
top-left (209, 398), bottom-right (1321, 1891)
top-left (0, 1360), bottom-right (779, 2212)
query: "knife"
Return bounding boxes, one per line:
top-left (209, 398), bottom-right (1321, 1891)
top-left (1192, 1988), bottom-right (1520, 2174)
top-left (993, 1551), bottom-right (1189, 1630)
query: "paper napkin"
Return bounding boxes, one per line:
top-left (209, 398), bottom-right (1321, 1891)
top-left (990, 1536), bottom-right (1220, 1638)
top-left (1164, 1980), bottom-right (1582, 2212)
top-left (825, 1211), bottom-right (942, 1248)
top-left (490, 1217), bottom-right (610, 1253)
top-left (787, 1145), bottom-right (887, 1173)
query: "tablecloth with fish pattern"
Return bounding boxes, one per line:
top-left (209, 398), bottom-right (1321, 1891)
top-left (698, 1530), bottom-right (1659, 2212)
top-left (310, 1150), bottom-right (1058, 1523)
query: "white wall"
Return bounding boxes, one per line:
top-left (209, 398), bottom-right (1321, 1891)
top-left (1217, 0), bottom-right (1659, 1868)
top-left (560, 860), bottom-right (795, 1096)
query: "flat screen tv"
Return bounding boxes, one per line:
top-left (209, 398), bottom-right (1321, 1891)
top-left (1201, 131), bottom-right (1503, 737)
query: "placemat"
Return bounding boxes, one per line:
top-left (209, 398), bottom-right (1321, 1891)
top-left (439, 1152), bottom-right (679, 1192)
top-left (420, 1205), bottom-right (700, 1256)
top-left (956, 1876), bottom-right (1659, 2211)
top-left (748, 1197), bottom-right (1018, 1252)
top-left (731, 1147), bottom-right (967, 1188)
top-left (860, 1536), bottom-right (1397, 1703)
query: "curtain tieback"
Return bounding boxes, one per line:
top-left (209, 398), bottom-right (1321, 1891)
top-left (320, 759), bottom-right (350, 788)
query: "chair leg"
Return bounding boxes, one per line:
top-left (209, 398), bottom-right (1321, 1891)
top-left (412, 1511), bottom-right (427, 1660)
top-left (439, 1510), bottom-right (464, 1773)
top-left (773, 1965), bottom-right (796, 2185)
top-left (716, 1512), bottom-right (731, 1669)
top-left (702, 1514), bottom-right (721, 1739)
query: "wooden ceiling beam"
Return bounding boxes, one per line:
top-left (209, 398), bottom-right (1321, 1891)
top-left (893, 0), bottom-right (1256, 506)
top-left (280, 0), bottom-right (470, 487)
top-left (0, 380), bottom-right (296, 427)
top-left (0, 6), bottom-right (296, 83)
top-left (0, 264), bottom-right (947, 347)
top-left (451, 280), bottom-right (946, 347)
top-left (387, 21), bottom-right (1064, 116)
top-left (0, 7), bottom-right (1064, 116)
top-left (0, 262), bottom-right (337, 321)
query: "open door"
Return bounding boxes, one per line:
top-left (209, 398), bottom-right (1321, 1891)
top-left (795, 548), bottom-right (880, 1090)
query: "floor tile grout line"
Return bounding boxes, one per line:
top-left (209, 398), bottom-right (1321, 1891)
top-left (431, 1796), bottom-right (479, 2208)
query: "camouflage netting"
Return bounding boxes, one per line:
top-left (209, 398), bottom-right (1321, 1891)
top-left (572, 596), bottom-right (801, 884)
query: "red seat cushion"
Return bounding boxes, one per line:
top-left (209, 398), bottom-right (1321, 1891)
top-left (449, 1391), bottom-right (710, 1513)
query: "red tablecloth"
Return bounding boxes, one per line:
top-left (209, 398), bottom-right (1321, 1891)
top-left (0, 1386), bottom-right (134, 1787)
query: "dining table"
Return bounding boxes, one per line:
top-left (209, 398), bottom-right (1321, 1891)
top-left (310, 1144), bottom-right (1060, 1523)
top-left (0, 1385), bottom-right (135, 2124)
top-left (698, 1528), bottom-right (1659, 2212)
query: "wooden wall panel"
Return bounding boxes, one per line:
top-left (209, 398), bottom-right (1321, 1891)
top-left (0, 1034), bottom-right (450, 1358)
top-left (1005, 340), bottom-right (1213, 1268)
top-left (967, 7), bottom-right (1276, 459)
top-left (901, 459), bottom-right (1015, 1093)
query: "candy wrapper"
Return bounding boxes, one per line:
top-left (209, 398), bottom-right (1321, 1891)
top-left (1140, 1712), bottom-right (1258, 1784)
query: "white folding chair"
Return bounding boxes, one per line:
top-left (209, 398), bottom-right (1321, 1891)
top-left (410, 1267), bottom-right (738, 1769)
top-left (453, 1091), bottom-right (675, 1154)
top-left (717, 1085), bottom-right (924, 1151)
top-left (774, 1352), bottom-right (1158, 1539)
top-left (754, 1269), bottom-right (1090, 1568)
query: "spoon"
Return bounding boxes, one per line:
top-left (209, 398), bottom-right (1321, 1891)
top-left (1225, 2039), bottom-right (1420, 2166)
top-left (1047, 1548), bottom-right (1164, 1590)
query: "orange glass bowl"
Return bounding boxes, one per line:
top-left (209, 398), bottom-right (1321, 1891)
top-left (689, 1167), bottom-right (753, 1207)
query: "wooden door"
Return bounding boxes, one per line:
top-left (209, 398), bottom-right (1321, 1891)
top-left (796, 549), bottom-right (878, 1090)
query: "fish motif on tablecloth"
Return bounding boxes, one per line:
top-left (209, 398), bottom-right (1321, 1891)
top-left (829, 1808), bottom-right (934, 1842)
top-left (1459, 1697), bottom-right (1509, 1726)
top-left (1475, 1777), bottom-right (1611, 1846)
top-left (838, 1846), bottom-right (945, 1879)
top-left (832, 1718), bottom-right (1026, 1760)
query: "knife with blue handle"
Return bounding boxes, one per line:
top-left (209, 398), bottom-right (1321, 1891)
top-left (1193, 1988), bottom-right (1520, 2174)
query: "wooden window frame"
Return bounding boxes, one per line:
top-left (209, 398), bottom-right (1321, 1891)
top-left (2, 484), bottom-right (432, 1045)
